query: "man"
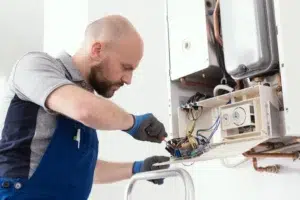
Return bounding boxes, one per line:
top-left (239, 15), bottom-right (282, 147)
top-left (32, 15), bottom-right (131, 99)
top-left (0, 15), bottom-right (170, 199)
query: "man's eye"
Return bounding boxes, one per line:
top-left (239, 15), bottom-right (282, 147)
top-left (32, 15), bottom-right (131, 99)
top-left (122, 65), bottom-right (132, 71)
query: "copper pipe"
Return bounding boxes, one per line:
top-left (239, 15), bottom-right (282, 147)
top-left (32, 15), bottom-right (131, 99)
top-left (293, 137), bottom-right (300, 143)
top-left (252, 158), bottom-right (280, 173)
top-left (276, 73), bottom-right (282, 92)
top-left (256, 142), bottom-right (285, 150)
top-left (235, 80), bottom-right (241, 90)
top-left (213, 0), bottom-right (223, 46)
top-left (244, 152), bottom-right (299, 160)
top-left (253, 76), bottom-right (264, 84)
top-left (263, 142), bottom-right (300, 153)
top-left (180, 77), bottom-right (214, 88)
top-left (256, 142), bottom-right (274, 149)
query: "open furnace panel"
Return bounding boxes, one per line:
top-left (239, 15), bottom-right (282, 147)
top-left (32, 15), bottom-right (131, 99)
top-left (157, 0), bottom-right (300, 173)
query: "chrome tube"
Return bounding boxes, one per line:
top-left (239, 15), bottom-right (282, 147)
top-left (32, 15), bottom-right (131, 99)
top-left (124, 168), bottom-right (195, 200)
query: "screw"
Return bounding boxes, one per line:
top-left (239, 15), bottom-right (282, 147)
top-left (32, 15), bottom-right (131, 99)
top-left (14, 182), bottom-right (22, 190)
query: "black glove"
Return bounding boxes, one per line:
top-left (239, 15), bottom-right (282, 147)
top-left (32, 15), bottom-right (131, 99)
top-left (124, 113), bottom-right (168, 143)
top-left (132, 156), bottom-right (170, 185)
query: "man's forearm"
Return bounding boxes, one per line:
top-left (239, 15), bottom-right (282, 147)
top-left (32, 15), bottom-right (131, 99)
top-left (79, 90), bottom-right (134, 130)
top-left (46, 85), bottom-right (134, 130)
top-left (93, 160), bottom-right (134, 184)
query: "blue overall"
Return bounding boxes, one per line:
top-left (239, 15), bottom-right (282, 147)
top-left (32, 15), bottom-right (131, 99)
top-left (0, 115), bottom-right (99, 200)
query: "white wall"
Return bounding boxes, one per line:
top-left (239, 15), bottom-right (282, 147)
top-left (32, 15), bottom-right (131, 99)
top-left (44, 0), bottom-right (88, 56)
top-left (0, 0), bottom-right (43, 106)
top-left (0, 0), bottom-right (44, 79)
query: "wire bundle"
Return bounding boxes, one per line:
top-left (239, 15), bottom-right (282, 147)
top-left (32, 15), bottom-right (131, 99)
top-left (196, 116), bottom-right (221, 142)
top-left (165, 135), bottom-right (210, 159)
top-left (186, 92), bottom-right (207, 104)
top-left (165, 115), bottom-right (221, 160)
top-left (186, 107), bottom-right (203, 121)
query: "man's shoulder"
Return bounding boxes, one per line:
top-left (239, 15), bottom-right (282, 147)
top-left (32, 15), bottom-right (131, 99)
top-left (17, 51), bottom-right (58, 65)
top-left (22, 51), bottom-right (53, 58)
top-left (7, 51), bottom-right (71, 94)
top-left (12, 51), bottom-right (67, 75)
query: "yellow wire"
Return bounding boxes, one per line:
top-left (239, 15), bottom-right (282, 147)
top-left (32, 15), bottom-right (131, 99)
top-left (186, 120), bottom-right (198, 149)
top-left (184, 107), bottom-right (204, 149)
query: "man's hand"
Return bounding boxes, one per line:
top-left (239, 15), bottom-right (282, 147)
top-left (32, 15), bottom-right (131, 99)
top-left (132, 156), bottom-right (170, 185)
top-left (124, 113), bottom-right (168, 143)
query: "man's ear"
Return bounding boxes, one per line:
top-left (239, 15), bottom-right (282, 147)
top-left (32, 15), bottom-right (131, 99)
top-left (90, 42), bottom-right (103, 61)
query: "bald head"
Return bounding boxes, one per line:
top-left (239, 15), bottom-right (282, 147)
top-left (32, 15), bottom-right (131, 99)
top-left (84, 15), bottom-right (141, 48)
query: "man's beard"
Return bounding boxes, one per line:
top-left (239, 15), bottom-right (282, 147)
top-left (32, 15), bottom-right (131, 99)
top-left (88, 65), bottom-right (123, 98)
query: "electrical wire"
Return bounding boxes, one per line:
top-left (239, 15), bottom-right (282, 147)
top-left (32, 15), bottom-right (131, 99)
top-left (182, 162), bottom-right (195, 167)
top-left (207, 117), bottom-right (221, 141)
top-left (213, 85), bottom-right (234, 96)
top-left (196, 116), bottom-right (220, 133)
top-left (195, 116), bottom-right (220, 145)
top-left (187, 92), bottom-right (206, 104)
top-left (187, 106), bottom-right (203, 121)
top-left (184, 92), bottom-right (205, 121)
top-left (186, 120), bottom-right (198, 149)
top-left (184, 94), bottom-right (204, 149)
top-left (221, 157), bottom-right (250, 168)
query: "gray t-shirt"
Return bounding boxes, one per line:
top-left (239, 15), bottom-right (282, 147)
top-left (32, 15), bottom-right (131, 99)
top-left (0, 51), bottom-right (90, 178)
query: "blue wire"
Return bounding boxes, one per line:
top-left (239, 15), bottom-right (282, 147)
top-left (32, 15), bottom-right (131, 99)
top-left (206, 100), bottom-right (231, 141)
top-left (207, 118), bottom-right (221, 141)
top-left (196, 116), bottom-right (220, 142)
top-left (196, 100), bottom-right (231, 144)
top-left (198, 116), bottom-right (220, 132)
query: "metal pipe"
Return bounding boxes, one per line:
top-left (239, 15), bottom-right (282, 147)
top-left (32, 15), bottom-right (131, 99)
top-left (263, 142), bottom-right (300, 153)
top-left (243, 152), bottom-right (299, 160)
top-left (213, 0), bottom-right (223, 46)
top-left (213, 84), bottom-right (234, 97)
top-left (180, 77), bottom-right (214, 88)
top-left (124, 168), bottom-right (195, 200)
top-left (255, 142), bottom-right (285, 151)
top-left (252, 158), bottom-right (280, 173)
top-left (276, 73), bottom-right (282, 92)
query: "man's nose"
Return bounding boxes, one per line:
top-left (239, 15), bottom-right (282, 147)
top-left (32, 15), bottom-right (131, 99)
top-left (122, 72), bottom-right (132, 85)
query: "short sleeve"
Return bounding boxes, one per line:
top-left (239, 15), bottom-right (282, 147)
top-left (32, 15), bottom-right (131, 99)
top-left (9, 52), bottom-right (76, 113)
